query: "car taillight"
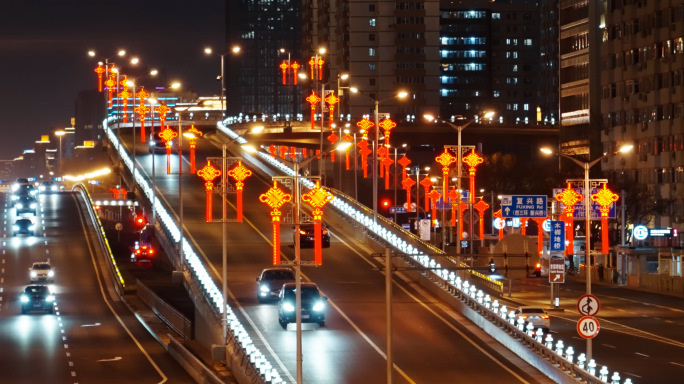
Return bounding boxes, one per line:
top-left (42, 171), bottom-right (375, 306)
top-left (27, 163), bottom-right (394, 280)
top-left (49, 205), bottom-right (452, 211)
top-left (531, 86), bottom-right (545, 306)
top-left (299, 230), bottom-right (307, 235)
top-left (541, 314), bottom-right (549, 319)
top-left (148, 249), bottom-right (154, 255)
top-left (535, 263), bottom-right (541, 269)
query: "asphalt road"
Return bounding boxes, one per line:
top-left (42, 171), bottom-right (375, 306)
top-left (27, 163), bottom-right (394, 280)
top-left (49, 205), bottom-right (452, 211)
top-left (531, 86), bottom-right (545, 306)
top-left (0, 190), bottom-right (194, 384)
top-left (129, 127), bottom-right (555, 384)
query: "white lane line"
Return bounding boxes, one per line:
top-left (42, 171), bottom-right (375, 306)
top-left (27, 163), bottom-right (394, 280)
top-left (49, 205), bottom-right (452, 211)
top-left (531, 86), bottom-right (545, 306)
top-left (602, 344), bottom-right (616, 349)
top-left (635, 352), bottom-right (650, 358)
top-left (669, 362), bottom-right (684, 368)
top-left (69, 361), bottom-right (74, 367)
top-left (73, 194), bottom-right (168, 383)
top-left (624, 372), bottom-right (642, 378)
top-left (64, 344), bottom-right (69, 349)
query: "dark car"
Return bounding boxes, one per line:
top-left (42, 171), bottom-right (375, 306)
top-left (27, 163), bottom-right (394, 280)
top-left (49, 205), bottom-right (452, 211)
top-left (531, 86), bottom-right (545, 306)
top-left (15, 195), bottom-right (37, 215)
top-left (256, 267), bottom-right (296, 303)
top-left (295, 223), bottom-right (331, 248)
top-left (11, 184), bottom-right (38, 201)
top-left (13, 218), bottom-right (35, 236)
top-left (38, 180), bottom-right (59, 193)
top-left (278, 282), bottom-right (327, 328)
top-left (20, 285), bottom-right (55, 314)
top-left (149, 131), bottom-right (173, 153)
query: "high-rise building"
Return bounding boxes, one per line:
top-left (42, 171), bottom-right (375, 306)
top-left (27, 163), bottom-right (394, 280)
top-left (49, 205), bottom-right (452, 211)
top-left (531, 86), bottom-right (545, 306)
top-left (601, 1), bottom-right (684, 229)
top-left (226, 0), bottom-right (303, 118)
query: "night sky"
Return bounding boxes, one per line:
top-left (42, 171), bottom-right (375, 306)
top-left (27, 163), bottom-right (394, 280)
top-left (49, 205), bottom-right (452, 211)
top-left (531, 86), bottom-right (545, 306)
top-left (0, 0), bottom-right (225, 160)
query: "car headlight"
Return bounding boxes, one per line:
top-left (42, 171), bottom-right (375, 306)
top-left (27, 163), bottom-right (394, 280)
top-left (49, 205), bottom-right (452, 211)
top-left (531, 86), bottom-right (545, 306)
top-left (30, 271), bottom-right (37, 277)
top-left (259, 285), bottom-right (270, 293)
top-left (28, 225), bottom-right (35, 230)
top-left (48, 271), bottom-right (55, 277)
top-left (313, 301), bottom-right (325, 312)
top-left (30, 203), bottom-right (37, 209)
top-left (11, 195), bottom-right (18, 200)
top-left (16, 203), bottom-right (23, 209)
top-left (282, 302), bottom-right (295, 312)
top-left (12, 225), bottom-right (19, 231)
top-left (21, 295), bottom-right (29, 303)
top-left (46, 295), bottom-right (55, 302)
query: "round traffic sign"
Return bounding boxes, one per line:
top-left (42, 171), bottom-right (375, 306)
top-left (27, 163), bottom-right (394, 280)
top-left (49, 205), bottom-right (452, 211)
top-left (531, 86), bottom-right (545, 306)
top-left (577, 294), bottom-right (600, 316)
top-left (577, 316), bottom-right (600, 339)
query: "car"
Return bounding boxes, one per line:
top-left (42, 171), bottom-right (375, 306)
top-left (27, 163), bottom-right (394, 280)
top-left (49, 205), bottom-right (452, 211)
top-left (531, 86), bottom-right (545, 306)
top-left (11, 178), bottom-right (31, 193)
top-left (256, 267), bottom-right (296, 303)
top-left (295, 223), bottom-right (331, 248)
top-left (278, 282), bottom-right (327, 328)
top-left (38, 180), bottom-right (59, 193)
top-left (514, 306), bottom-right (550, 331)
top-left (13, 218), bottom-right (35, 236)
top-left (11, 184), bottom-right (38, 200)
top-left (15, 195), bottom-right (37, 215)
top-left (29, 261), bottom-right (54, 282)
top-left (130, 241), bottom-right (155, 263)
top-left (20, 285), bottom-right (55, 314)
top-left (149, 131), bottom-right (173, 153)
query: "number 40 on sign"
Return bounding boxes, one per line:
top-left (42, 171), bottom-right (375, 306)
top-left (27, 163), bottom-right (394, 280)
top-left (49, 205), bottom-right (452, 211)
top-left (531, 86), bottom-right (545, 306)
top-left (577, 316), bottom-right (600, 339)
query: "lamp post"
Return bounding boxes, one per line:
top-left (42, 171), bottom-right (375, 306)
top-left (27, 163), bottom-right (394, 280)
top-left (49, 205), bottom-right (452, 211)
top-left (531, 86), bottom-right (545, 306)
top-left (204, 45), bottom-right (241, 117)
top-left (541, 144), bottom-right (633, 361)
top-left (350, 88), bottom-right (408, 223)
top-left (55, 130), bottom-right (66, 175)
top-left (337, 73), bottom-right (349, 121)
top-left (261, 142), bottom-right (349, 384)
top-left (174, 101), bottom-right (188, 271)
top-left (149, 97), bottom-right (158, 226)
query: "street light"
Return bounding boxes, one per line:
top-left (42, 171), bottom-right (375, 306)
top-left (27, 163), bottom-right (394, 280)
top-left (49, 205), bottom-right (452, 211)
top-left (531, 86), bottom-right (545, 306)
top-left (204, 45), bottom-right (241, 117)
top-left (424, 112), bottom-right (495, 255)
top-left (337, 73), bottom-right (349, 121)
top-left (350, 88), bottom-right (408, 223)
top-left (541, 143), bottom-right (633, 361)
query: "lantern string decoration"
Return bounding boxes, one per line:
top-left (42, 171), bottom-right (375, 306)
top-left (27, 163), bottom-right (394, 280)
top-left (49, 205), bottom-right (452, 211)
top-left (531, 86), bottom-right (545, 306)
top-left (402, 176), bottom-right (416, 209)
top-left (591, 183), bottom-right (619, 253)
top-left (377, 146), bottom-right (388, 178)
top-left (447, 188), bottom-right (461, 226)
top-left (435, 149), bottom-right (458, 211)
top-left (105, 75), bottom-right (116, 107)
top-left (291, 62), bottom-right (300, 84)
top-left (356, 117), bottom-right (374, 141)
top-left (381, 157), bottom-right (394, 189)
top-left (159, 126), bottom-right (178, 174)
top-left (317, 57), bottom-right (324, 80)
top-left (119, 76), bottom-right (131, 123)
top-left (419, 176), bottom-right (434, 213)
top-left (279, 61), bottom-right (289, 85)
top-left (327, 132), bottom-right (338, 163)
top-left (473, 198), bottom-right (490, 241)
top-left (94, 64), bottom-right (105, 92)
top-left (186, 125), bottom-right (202, 173)
top-left (155, 103), bottom-right (171, 132)
top-left (305, 91), bottom-right (321, 130)
top-left (357, 139), bottom-right (372, 178)
top-left (398, 155), bottom-right (411, 180)
top-left (301, 181), bottom-right (333, 265)
top-left (196, 162), bottom-right (221, 222)
top-left (259, 181), bottom-right (292, 265)
top-left (462, 149), bottom-right (484, 204)
top-left (227, 161), bottom-right (253, 223)
top-left (325, 92), bottom-right (339, 128)
top-left (134, 87), bottom-right (150, 142)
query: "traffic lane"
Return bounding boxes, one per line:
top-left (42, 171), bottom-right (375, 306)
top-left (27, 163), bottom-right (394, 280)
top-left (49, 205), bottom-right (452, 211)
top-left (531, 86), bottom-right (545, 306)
top-left (549, 313), bottom-right (684, 384)
top-left (41, 192), bottom-right (194, 383)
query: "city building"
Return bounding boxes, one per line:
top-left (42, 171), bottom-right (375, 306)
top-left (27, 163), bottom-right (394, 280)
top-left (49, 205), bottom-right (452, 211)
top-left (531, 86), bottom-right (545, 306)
top-left (601, 1), bottom-right (684, 231)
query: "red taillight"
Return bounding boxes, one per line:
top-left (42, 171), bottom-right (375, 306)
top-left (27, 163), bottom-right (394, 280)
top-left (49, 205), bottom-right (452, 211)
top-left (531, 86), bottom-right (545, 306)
top-left (541, 314), bottom-right (549, 319)
top-left (135, 249), bottom-right (141, 255)
top-left (299, 230), bottom-right (307, 235)
top-left (536, 263), bottom-right (541, 269)
top-left (148, 249), bottom-right (154, 255)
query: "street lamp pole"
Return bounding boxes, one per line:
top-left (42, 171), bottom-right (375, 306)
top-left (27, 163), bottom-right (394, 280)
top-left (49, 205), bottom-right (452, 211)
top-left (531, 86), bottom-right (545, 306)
top-left (55, 130), bottom-right (66, 175)
top-left (373, 99), bottom-right (380, 223)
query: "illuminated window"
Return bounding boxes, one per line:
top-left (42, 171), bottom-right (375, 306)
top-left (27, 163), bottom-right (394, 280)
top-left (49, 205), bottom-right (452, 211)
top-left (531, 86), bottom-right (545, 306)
top-left (370, 18), bottom-right (376, 27)
top-left (369, 64), bottom-right (376, 71)
top-left (369, 48), bottom-right (375, 56)
top-left (524, 39), bottom-right (533, 46)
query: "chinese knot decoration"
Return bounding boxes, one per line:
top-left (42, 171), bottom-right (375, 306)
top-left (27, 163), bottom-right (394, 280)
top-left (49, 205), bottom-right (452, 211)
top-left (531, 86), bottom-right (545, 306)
top-left (591, 183), bottom-right (619, 253)
top-left (159, 126), bottom-right (178, 174)
top-left (308, 56), bottom-right (325, 80)
top-left (356, 117), bottom-right (374, 141)
top-left (398, 155), bottom-right (411, 180)
top-left (357, 139), bottom-right (372, 178)
top-left (324, 92), bottom-right (339, 128)
top-left (155, 103), bottom-right (171, 132)
top-left (279, 61), bottom-right (289, 85)
top-left (301, 180), bottom-right (333, 265)
top-left (305, 91), bottom-right (321, 130)
top-left (341, 133), bottom-right (353, 170)
top-left (105, 73), bottom-right (116, 107)
top-left (419, 176), bottom-right (434, 213)
top-left (473, 198), bottom-right (490, 241)
top-left (377, 146), bottom-right (388, 178)
top-left (555, 183), bottom-right (583, 257)
top-left (327, 132), bottom-right (338, 163)
top-left (197, 162), bottom-right (221, 222)
top-left (185, 125), bottom-right (202, 173)
top-left (134, 87), bottom-right (150, 142)
top-left (378, 118), bottom-right (396, 147)
top-left (435, 149), bottom-right (458, 209)
top-left (119, 76), bottom-right (131, 123)
top-left (462, 150), bottom-right (483, 204)
top-left (427, 188), bottom-right (441, 226)
top-left (279, 61), bottom-right (300, 85)
top-left (402, 176), bottom-right (416, 209)
top-left (259, 182), bottom-right (292, 265)
top-left (447, 188), bottom-right (461, 226)
top-left (227, 161), bottom-right (253, 223)
top-left (94, 64), bottom-right (105, 92)
top-left (532, 217), bottom-right (548, 256)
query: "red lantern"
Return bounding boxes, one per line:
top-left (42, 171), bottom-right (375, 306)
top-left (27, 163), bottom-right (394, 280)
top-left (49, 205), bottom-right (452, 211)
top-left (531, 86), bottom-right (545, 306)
top-left (327, 132), bottom-right (338, 163)
top-left (591, 184), bottom-right (619, 253)
top-left (291, 62), bottom-right (300, 84)
top-left (196, 162), bottom-right (221, 222)
top-left (378, 118), bottom-right (396, 147)
top-left (419, 176), bottom-right (433, 213)
top-left (135, 87), bottom-right (150, 142)
top-left (325, 92), bottom-right (339, 128)
top-left (555, 183), bottom-right (583, 257)
top-left (94, 64), bottom-right (105, 92)
top-left (473, 198), bottom-right (490, 241)
top-left (259, 182), bottom-right (292, 265)
top-left (159, 126), bottom-right (178, 174)
top-left (302, 181), bottom-right (333, 265)
top-left (155, 103), bottom-right (170, 131)
top-left (279, 61), bottom-right (289, 84)
top-left (532, 217), bottom-right (548, 257)
top-left (342, 133), bottom-right (353, 170)
top-left (185, 125), bottom-right (202, 173)
top-left (357, 140), bottom-right (371, 178)
top-left (402, 176), bottom-right (416, 209)
top-left (305, 91), bottom-right (321, 130)
top-left (435, 149), bottom-right (458, 209)
top-left (427, 188), bottom-right (441, 226)
top-left (398, 155), bottom-right (411, 181)
top-left (462, 150), bottom-right (483, 204)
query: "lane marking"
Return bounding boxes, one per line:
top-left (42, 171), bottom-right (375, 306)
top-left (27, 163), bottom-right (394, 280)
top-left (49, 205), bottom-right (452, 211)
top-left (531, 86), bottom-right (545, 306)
top-left (635, 352), bottom-right (650, 358)
top-left (669, 362), bottom-right (684, 368)
top-left (602, 344), bottom-right (616, 349)
top-left (97, 357), bottom-right (122, 362)
top-left (73, 193), bottom-right (168, 383)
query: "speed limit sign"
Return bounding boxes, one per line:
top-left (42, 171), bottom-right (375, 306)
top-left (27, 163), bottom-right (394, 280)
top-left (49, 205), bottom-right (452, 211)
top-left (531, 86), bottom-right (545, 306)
top-left (577, 316), bottom-right (600, 339)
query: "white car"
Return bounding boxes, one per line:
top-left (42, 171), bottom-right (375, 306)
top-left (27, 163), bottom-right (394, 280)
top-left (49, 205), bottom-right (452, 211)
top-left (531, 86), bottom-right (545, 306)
top-left (29, 262), bottom-right (54, 282)
top-left (515, 306), bottom-right (550, 331)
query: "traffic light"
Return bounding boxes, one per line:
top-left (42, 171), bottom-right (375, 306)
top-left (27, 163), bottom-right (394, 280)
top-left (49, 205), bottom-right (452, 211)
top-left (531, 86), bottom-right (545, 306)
top-left (133, 213), bottom-right (147, 228)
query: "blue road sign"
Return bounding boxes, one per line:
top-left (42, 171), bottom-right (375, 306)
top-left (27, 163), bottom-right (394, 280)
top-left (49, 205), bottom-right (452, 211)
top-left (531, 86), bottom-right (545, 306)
top-left (500, 195), bottom-right (547, 218)
top-left (549, 220), bottom-right (565, 251)
top-left (389, 206), bottom-right (407, 214)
